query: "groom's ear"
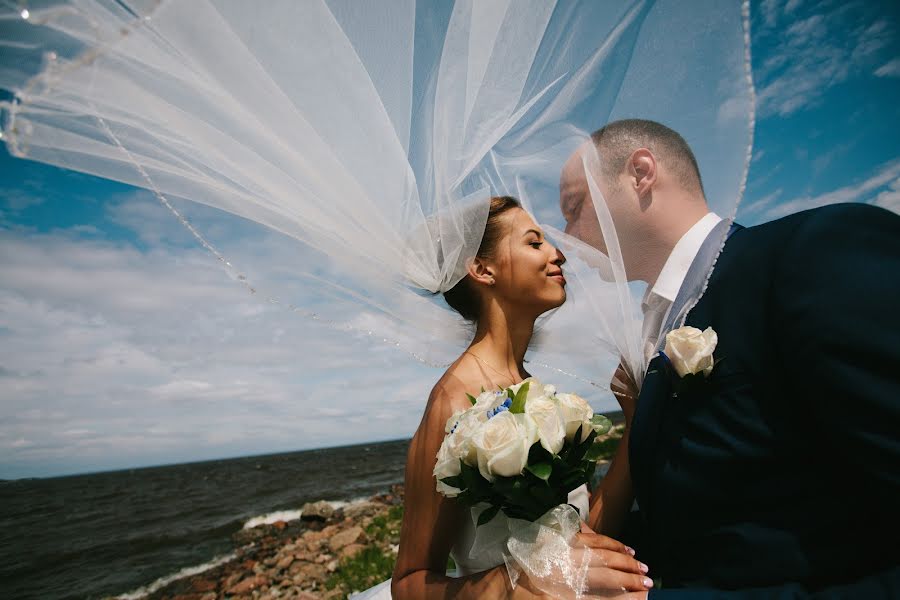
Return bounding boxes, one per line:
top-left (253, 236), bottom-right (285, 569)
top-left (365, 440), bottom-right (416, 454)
top-left (627, 149), bottom-right (657, 198)
top-left (468, 257), bottom-right (495, 287)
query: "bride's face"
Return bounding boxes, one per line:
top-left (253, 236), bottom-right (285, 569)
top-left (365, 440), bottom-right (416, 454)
top-left (490, 208), bottom-right (567, 314)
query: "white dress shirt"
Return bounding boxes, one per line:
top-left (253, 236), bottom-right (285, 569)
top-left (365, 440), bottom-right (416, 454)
top-left (641, 212), bottom-right (722, 359)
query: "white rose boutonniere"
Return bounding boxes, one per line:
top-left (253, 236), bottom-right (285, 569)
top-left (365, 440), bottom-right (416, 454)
top-left (663, 326), bottom-right (719, 378)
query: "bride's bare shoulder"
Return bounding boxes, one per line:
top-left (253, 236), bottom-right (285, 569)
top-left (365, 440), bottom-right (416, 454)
top-left (416, 361), bottom-right (483, 440)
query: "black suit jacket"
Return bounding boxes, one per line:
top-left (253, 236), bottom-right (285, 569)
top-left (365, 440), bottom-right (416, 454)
top-left (629, 204), bottom-right (900, 598)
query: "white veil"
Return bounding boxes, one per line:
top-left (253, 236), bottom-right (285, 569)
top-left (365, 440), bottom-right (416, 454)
top-left (0, 0), bottom-right (754, 396)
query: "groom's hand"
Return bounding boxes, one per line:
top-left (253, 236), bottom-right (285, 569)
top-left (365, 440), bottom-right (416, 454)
top-left (611, 362), bottom-right (638, 427)
top-left (573, 523), bottom-right (653, 596)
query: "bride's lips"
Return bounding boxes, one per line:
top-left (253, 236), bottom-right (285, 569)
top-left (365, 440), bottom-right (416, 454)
top-left (548, 270), bottom-right (566, 286)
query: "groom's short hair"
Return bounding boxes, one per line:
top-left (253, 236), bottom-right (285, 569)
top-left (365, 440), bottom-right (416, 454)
top-left (590, 119), bottom-right (704, 197)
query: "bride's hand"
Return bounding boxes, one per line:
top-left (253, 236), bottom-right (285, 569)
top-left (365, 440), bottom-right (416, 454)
top-left (512, 526), bottom-right (651, 599)
top-left (559, 523), bottom-right (648, 597)
top-left (610, 362), bottom-right (638, 427)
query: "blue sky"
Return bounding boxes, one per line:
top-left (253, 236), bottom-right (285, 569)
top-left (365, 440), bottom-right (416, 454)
top-left (1, 0), bottom-right (899, 478)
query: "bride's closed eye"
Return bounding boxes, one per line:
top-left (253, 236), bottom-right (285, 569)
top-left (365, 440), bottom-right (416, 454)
top-left (523, 228), bottom-right (544, 249)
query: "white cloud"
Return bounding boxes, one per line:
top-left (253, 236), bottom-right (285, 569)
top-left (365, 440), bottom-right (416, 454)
top-left (0, 190), bottom-right (45, 213)
top-left (784, 0), bottom-right (803, 14)
top-left (0, 216), bottom-right (619, 478)
top-left (760, 0), bottom-right (780, 28)
top-left (758, 159), bottom-right (900, 220)
top-left (873, 178), bottom-right (900, 213)
top-left (754, 6), bottom-right (895, 117)
top-left (874, 58), bottom-right (900, 78)
top-left (741, 188), bottom-right (783, 216)
top-left (0, 187), bottom-right (621, 478)
top-left (0, 218), bottom-right (442, 478)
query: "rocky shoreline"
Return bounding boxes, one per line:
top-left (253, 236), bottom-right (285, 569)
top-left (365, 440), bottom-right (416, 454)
top-left (136, 485), bottom-right (405, 600)
top-left (131, 420), bottom-right (624, 600)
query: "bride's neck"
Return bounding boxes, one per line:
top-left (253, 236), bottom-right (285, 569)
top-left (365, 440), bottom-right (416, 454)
top-left (468, 303), bottom-right (535, 378)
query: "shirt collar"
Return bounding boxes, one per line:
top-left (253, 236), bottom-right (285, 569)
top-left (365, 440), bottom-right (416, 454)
top-left (647, 212), bottom-right (722, 304)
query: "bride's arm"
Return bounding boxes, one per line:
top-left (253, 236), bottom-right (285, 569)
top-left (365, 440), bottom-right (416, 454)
top-left (390, 383), bottom-right (546, 600)
top-left (587, 427), bottom-right (634, 538)
top-left (587, 363), bottom-right (637, 538)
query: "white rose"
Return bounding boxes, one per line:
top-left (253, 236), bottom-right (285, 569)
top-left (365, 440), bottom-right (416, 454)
top-left (508, 377), bottom-right (544, 402)
top-left (447, 410), bottom-right (483, 464)
top-left (433, 437), bottom-right (462, 497)
top-left (445, 409), bottom-right (466, 434)
top-left (473, 411), bottom-right (538, 481)
top-left (525, 395), bottom-right (565, 454)
top-left (556, 392), bottom-right (594, 442)
top-left (471, 389), bottom-right (504, 412)
top-left (664, 326), bottom-right (718, 377)
top-left (542, 383), bottom-right (557, 397)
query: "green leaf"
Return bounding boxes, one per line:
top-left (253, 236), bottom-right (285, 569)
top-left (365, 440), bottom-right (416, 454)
top-left (440, 475), bottom-right (464, 489)
top-left (528, 442), bottom-right (552, 464)
top-left (585, 437), bottom-right (620, 462)
top-left (565, 426), bottom-right (587, 464)
top-left (477, 505), bottom-right (501, 527)
top-left (509, 381), bottom-right (530, 414)
top-left (584, 442), bottom-right (608, 462)
top-left (492, 477), bottom-right (522, 496)
top-left (526, 462), bottom-right (552, 481)
top-left (466, 393), bottom-right (477, 406)
top-left (459, 461), bottom-right (483, 489)
top-left (584, 463), bottom-right (597, 485)
top-left (562, 471), bottom-right (587, 489)
top-left (591, 414), bottom-right (612, 435)
top-left (529, 484), bottom-right (562, 511)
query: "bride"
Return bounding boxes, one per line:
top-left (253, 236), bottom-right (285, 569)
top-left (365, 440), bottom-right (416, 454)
top-left (387, 196), bottom-right (651, 598)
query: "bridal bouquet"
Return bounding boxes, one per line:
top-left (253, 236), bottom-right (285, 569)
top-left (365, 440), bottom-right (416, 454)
top-left (433, 378), bottom-right (612, 596)
top-left (434, 378), bottom-right (610, 521)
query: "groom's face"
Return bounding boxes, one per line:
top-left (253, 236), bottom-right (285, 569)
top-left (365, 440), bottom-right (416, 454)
top-left (559, 152), bottom-right (609, 255)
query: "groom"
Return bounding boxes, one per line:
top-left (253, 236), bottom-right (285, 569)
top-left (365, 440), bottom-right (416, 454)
top-left (560, 119), bottom-right (900, 598)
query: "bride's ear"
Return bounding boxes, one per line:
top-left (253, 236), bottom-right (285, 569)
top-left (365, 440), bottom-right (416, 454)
top-left (468, 257), bottom-right (496, 287)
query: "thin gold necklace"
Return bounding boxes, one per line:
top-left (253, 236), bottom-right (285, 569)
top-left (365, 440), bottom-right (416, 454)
top-left (464, 350), bottom-right (516, 383)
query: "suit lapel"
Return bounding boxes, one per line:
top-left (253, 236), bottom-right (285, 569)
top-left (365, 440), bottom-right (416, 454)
top-left (631, 220), bottom-right (742, 509)
top-left (629, 354), bottom-right (671, 513)
top-left (656, 220), bottom-right (740, 351)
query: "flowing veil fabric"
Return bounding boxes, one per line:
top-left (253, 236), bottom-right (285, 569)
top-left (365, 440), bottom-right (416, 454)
top-left (0, 0), bottom-right (753, 411)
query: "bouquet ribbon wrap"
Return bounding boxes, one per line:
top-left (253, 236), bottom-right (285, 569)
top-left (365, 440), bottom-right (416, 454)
top-left (468, 503), bottom-right (592, 598)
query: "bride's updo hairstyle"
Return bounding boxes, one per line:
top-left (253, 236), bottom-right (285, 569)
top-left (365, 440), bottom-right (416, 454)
top-left (444, 195), bottom-right (520, 322)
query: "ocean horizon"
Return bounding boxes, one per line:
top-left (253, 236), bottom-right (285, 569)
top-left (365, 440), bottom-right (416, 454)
top-left (0, 410), bottom-right (624, 599)
top-left (0, 436), bottom-right (413, 482)
top-left (0, 438), bottom-right (412, 600)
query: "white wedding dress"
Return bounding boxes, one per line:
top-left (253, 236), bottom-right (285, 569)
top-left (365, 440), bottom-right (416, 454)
top-left (350, 485), bottom-right (590, 599)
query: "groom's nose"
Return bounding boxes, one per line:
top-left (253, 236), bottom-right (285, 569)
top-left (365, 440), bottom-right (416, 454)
top-left (564, 215), bottom-right (581, 239)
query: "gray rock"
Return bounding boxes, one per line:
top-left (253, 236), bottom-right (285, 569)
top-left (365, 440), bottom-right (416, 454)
top-left (301, 500), bottom-right (335, 521)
